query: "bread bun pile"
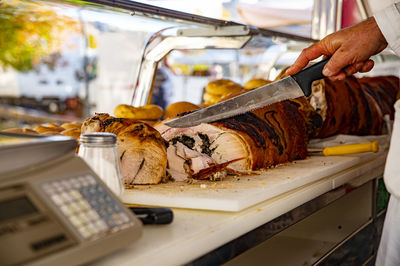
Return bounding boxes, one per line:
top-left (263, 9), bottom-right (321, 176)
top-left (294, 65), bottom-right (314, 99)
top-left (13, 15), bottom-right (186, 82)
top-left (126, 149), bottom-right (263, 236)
top-left (38, 122), bottom-right (82, 139)
top-left (59, 127), bottom-right (81, 139)
top-left (164, 101), bottom-right (200, 119)
top-left (2, 128), bottom-right (39, 134)
top-left (34, 125), bottom-right (64, 134)
top-left (2, 121), bottom-right (83, 140)
top-left (203, 79), bottom-right (243, 105)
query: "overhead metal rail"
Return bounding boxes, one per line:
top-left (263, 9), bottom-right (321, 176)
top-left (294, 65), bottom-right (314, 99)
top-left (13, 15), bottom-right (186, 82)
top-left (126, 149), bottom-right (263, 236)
top-left (81, 0), bottom-right (315, 106)
top-left (83, 0), bottom-right (315, 42)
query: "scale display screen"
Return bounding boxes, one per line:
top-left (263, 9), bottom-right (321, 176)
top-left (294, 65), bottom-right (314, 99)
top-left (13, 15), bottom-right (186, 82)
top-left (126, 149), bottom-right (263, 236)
top-left (0, 196), bottom-right (38, 223)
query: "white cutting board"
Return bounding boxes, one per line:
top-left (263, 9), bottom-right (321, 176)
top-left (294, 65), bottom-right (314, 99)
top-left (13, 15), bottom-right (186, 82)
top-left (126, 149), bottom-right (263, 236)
top-left (122, 148), bottom-right (386, 212)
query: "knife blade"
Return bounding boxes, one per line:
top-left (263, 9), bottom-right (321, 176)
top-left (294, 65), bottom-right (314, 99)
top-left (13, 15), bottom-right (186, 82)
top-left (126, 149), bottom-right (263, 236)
top-left (165, 58), bottom-right (329, 128)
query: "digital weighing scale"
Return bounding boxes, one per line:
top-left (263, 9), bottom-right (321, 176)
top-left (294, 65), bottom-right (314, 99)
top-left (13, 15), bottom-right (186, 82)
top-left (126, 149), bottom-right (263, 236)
top-left (0, 132), bottom-right (142, 266)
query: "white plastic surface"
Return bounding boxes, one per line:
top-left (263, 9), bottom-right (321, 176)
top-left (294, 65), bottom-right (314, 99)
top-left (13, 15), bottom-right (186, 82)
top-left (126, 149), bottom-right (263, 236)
top-left (122, 150), bottom-right (385, 212)
top-left (94, 155), bottom-right (384, 266)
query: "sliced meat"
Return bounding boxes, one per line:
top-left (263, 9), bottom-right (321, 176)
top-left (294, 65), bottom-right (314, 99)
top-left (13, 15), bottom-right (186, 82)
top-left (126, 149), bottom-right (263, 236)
top-left (82, 113), bottom-right (167, 185)
top-left (155, 100), bottom-right (309, 181)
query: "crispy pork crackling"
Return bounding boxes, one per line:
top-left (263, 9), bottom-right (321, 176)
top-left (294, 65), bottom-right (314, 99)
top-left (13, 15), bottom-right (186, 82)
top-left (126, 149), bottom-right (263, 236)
top-left (82, 113), bottom-right (167, 185)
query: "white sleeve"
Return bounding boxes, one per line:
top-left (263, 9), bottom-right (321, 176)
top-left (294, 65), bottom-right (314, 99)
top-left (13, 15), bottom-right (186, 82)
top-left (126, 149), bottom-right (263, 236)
top-left (374, 3), bottom-right (400, 56)
top-left (384, 100), bottom-right (400, 199)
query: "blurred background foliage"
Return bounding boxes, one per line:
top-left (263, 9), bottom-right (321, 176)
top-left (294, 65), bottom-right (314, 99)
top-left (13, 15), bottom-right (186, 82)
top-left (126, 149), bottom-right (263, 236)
top-left (0, 0), bottom-right (79, 72)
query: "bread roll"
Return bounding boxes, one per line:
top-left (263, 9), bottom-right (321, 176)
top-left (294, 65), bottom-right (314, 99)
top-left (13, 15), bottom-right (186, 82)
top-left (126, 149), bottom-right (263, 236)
top-left (274, 66), bottom-right (290, 81)
top-left (61, 122), bottom-right (82, 130)
top-left (199, 103), bottom-right (211, 108)
top-left (244, 78), bottom-right (271, 90)
top-left (114, 104), bottom-right (163, 120)
top-left (2, 128), bottom-right (38, 134)
top-left (34, 125), bottom-right (64, 134)
top-left (60, 128), bottom-right (81, 139)
top-left (202, 93), bottom-right (220, 105)
top-left (47, 123), bottom-right (61, 128)
top-left (203, 79), bottom-right (243, 105)
top-left (164, 101), bottom-right (200, 119)
top-left (138, 120), bottom-right (158, 126)
top-left (218, 90), bottom-right (246, 102)
top-left (42, 131), bottom-right (62, 136)
top-left (205, 79), bottom-right (242, 96)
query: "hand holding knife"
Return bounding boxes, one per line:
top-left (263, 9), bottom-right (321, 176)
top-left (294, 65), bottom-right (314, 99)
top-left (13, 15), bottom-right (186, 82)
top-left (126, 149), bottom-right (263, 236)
top-left (165, 58), bottom-right (330, 128)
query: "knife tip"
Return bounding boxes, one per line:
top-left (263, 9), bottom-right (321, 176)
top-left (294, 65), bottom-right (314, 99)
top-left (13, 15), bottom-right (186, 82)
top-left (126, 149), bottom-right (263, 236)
top-left (164, 119), bottom-right (193, 128)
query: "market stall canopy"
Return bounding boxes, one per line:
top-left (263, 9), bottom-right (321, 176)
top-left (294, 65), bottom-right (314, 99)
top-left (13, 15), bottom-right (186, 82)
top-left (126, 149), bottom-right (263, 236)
top-left (237, 1), bottom-right (313, 28)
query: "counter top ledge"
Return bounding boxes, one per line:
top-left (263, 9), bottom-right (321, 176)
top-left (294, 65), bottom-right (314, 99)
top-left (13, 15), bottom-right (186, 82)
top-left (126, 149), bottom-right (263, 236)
top-left (92, 154), bottom-right (385, 266)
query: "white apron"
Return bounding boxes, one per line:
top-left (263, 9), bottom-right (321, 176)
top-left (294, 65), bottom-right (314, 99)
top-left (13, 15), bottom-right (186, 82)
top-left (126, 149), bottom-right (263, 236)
top-left (376, 99), bottom-right (400, 266)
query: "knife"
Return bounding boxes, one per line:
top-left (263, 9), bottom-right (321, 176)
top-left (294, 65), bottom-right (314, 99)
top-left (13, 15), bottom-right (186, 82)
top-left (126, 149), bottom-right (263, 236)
top-left (129, 207), bottom-right (173, 225)
top-left (165, 58), bottom-right (329, 128)
top-left (308, 141), bottom-right (379, 156)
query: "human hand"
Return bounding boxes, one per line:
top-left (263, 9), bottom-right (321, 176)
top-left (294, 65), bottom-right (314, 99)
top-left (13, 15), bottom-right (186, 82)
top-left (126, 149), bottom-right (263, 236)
top-left (286, 17), bottom-right (388, 80)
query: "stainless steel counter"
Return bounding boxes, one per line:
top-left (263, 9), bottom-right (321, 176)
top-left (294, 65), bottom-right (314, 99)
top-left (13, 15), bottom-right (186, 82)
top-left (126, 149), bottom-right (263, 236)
top-left (92, 154), bottom-right (386, 266)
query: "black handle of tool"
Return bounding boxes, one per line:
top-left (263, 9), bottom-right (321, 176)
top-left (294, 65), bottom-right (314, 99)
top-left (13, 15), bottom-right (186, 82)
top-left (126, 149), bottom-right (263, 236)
top-left (129, 207), bottom-right (173, 225)
top-left (292, 57), bottom-right (330, 97)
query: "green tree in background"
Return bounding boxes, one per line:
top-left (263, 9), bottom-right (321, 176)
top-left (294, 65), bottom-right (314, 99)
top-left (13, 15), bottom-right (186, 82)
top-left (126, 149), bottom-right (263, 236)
top-left (0, 0), bottom-right (79, 72)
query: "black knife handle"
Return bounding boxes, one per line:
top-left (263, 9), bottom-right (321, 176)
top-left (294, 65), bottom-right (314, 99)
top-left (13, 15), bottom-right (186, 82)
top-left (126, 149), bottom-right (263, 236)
top-left (292, 57), bottom-right (330, 97)
top-left (129, 207), bottom-right (173, 225)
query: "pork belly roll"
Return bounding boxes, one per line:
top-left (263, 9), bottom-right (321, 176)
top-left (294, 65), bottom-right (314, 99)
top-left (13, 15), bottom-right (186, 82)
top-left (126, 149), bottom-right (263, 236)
top-left (309, 76), bottom-right (399, 138)
top-left (358, 76), bottom-right (399, 119)
top-left (82, 113), bottom-right (167, 185)
top-left (155, 100), bottom-right (309, 181)
top-left (288, 97), bottom-right (323, 139)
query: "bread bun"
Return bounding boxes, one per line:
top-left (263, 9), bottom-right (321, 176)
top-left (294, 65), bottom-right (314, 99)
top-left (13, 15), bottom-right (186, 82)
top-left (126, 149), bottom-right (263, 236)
top-left (205, 79), bottom-right (242, 96)
top-left (274, 66), bottom-right (290, 81)
top-left (2, 128), bottom-right (38, 134)
top-left (199, 103), bottom-right (211, 108)
top-left (61, 121), bottom-right (82, 130)
top-left (138, 120), bottom-right (158, 126)
top-left (60, 128), bottom-right (81, 139)
top-left (47, 123), bottom-right (61, 128)
top-left (164, 101), bottom-right (200, 119)
top-left (244, 78), bottom-right (271, 90)
top-left (218, 90), bottom-right (246, 102)
top-left (202, 93), bottom-right (220, 105)
top-left (114, 104), bottom-right (163, 120)
top-left (41, 131), bottom-right (62, 136)
top-left (34, 125), bottom-right (64, 134)
top-left (203, 79), bottom-right (243, 105)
